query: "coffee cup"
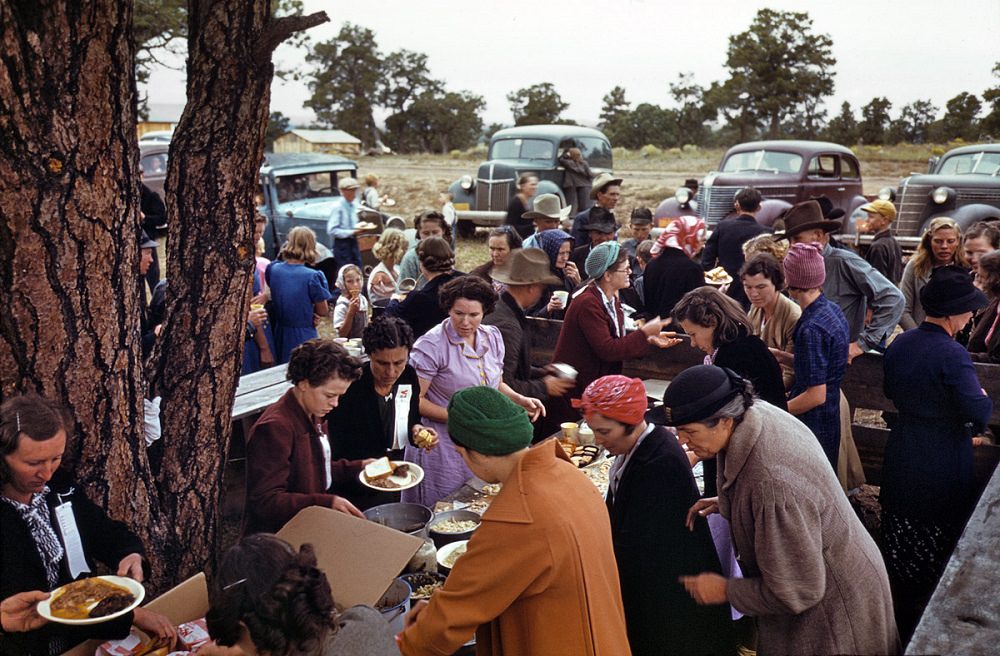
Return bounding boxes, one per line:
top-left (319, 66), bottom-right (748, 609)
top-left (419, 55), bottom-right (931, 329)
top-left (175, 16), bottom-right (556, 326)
top-left (552, 290), bottom-right (569, 307)
top-left (399, 278), bottom-right (417, 293)
top-left (560, 422), bottom-right (579, 442)
top-left (577, 425), bottom-right (595, 445)
top-left (551, 363), bottom-right (578, 380)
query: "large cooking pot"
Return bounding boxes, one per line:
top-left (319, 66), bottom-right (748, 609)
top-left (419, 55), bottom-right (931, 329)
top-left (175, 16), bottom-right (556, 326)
top-left (363, 502), bottom-right (434, 538)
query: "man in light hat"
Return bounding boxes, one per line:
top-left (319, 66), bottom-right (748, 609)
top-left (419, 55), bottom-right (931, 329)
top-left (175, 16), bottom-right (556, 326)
top-left (325, 176), bottom-right (363, 270)
top-left (520, 193), bottom-right (571, 249)
top-left (570, 171), bottom-right (622, 246)
top-left (782, 200), bottom-right (903, 362)
top-left (399, 387), bottom-right (632, 655)
top-left (858, 199), bottom-right (902, 285)
top-left (485, 249), bottom-right (575, 413)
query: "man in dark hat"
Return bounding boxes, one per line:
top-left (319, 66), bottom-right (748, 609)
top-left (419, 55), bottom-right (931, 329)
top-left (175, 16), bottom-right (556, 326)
top-left (485, 248), bottom-right (574, 412)
top-left (701, 186), bottom-right (769, 309)
top-left (782, 200), bottom-right (903, 362)
top-left (570, 171), bottom-right (622, 246)
top-left (570, 206), bottom-right (618, 274)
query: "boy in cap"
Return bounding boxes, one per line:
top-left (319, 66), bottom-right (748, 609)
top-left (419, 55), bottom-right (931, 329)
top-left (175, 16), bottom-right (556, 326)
top-left (399, 387), bottom-right (631, 655)
top-left (859, 199), bottom-right (902, 285)
top-left (621, 207), bottom-right (653, 262)
top-left (325, 176), bottom-right (364, 269)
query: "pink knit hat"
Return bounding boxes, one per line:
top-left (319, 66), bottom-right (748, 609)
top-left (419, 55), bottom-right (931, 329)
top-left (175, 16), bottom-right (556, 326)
top-left (783, 242), bottom-right (826, 289)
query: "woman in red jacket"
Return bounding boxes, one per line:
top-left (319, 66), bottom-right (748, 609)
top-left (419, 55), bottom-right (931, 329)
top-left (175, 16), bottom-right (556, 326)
top-left (547, 241), bottom-right (674, 430)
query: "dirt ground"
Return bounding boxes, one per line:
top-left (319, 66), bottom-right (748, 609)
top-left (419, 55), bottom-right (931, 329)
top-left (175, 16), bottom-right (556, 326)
top-left (358, 149), bottom-right (928, 273)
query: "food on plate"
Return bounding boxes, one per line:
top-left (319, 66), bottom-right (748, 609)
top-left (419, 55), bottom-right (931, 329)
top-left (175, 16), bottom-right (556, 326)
top-left (50, 577), bottom-right (135, 620)
top-left (431, 518), bottom-right (479, 533)
top-left (392, 462), bottom-right (410, 477)
top-left (482, 483), bottom-right (502, 496)
top-left (414, 428), bottom-right (438, 450)
top-left (364, 457), bottom-right (394, 482)
top-left (570, 445), bottom-right (601, 468)
top-left (402, 573), bottom-right (445, 600)
top-left (442, 543), bottom-right (468, 568)
top-left (705, 266), bottom-right (732, 285)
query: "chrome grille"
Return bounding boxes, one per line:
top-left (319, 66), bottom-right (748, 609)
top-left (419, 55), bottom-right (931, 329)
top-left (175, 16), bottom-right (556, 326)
top-left (957, 188), bottom-right (1000, 204)
top-left (476, 179), bottom-right (513, 212)
top-left (696, 185), bottom-right (799, 225)
top-left (895, 182), bottom-right (933, 236)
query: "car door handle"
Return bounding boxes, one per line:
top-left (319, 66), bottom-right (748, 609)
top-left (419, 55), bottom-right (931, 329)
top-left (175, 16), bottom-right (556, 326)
top-left (836, 187), bottom-right (845, 192)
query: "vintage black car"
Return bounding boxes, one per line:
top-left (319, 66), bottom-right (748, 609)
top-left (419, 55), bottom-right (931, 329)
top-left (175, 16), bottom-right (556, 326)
top-left (675, 140), bottom-right (867, 229)
top-left (848, 144), bottom-right (1000, 249)
top-left (449, 125), bottom-right (613, 237)
top-left (138, 143), bottom-right (170, 197)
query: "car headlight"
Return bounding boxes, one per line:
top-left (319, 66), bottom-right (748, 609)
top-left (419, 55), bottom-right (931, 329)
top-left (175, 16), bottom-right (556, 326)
top-left (931, 186), bottom-right (954, 205)
top-left (674, 187), bottom-right (692, 204)
top-left (460, 175), bottom-right (474, 191)
top-left (877, 187), bottom-right (896, 202)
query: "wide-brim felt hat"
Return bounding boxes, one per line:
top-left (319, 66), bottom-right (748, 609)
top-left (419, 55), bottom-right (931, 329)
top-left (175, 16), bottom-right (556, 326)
top-left (920, 265), bottom-right (988, 318)
top-left (809, 195), bottom-right (845, 221)
top-left (589, 172), bottom-right (624, 199)
top-left (648, 365), bottom-right (744, 426)
top-left (776, 200), bottom-right (843, 240)
top-left (491, 248), bottom-right (562, 286)
top-left (522, 193), bottom-right (572, 222)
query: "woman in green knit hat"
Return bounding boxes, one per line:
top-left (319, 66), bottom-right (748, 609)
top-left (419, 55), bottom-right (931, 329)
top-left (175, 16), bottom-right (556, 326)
top-left (398, 387), bottom-right (631, 656)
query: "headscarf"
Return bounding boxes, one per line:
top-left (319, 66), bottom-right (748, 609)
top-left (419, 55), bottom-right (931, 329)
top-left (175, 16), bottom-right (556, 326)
top-left (448, 387), bottom-right (533, 455)
top-left (537, 229), bottom-right (573, 272)
top-left (585, 241), bottom-right (622, 279)
top-left (652, 215), bottom-right (706, 258)
top-left (573, 375), bottom-right (648, 425)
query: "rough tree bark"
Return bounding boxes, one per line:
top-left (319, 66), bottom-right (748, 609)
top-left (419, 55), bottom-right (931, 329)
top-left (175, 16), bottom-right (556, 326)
top-left (150, 1), bottom-right (327, 584)
top-left (1, 0), bottom-right (327, 593)
top-left (0, 1), bottom-right (159, 529)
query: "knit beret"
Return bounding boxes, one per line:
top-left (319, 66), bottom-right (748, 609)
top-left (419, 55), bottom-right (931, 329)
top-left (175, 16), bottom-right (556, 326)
top-left (447, 387), bottom-right (533, 455)
top-left (585, 241), bottom-right (622, 279)
top-left (783, 242), bottom-right (826, 289)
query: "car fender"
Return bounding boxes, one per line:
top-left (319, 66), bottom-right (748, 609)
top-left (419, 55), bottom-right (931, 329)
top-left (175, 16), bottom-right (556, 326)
top-left (756, 199), bottom-right (793, 228)
top-left (841, 196), bottom-right (870, 236)
top-left (448, 179), bottom-right (476, 210)
top-left (923, 204), bottom-right (1000, 233)
top-left (534, 179), bottom-right (565, 203)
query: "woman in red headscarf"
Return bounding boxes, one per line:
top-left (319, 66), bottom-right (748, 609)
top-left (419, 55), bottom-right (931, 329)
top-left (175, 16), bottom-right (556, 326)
top-left (643, 216), bottom-right (707, 321)
top-left (576, 376), bottom-right (734, 656)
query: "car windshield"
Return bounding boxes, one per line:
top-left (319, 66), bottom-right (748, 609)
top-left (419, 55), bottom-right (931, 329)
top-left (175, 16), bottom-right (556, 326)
top-left (274, 172), bottom-right (335, 204)
top-left (490, 138), bottom-right (554, 161)
top-left (936, 151), bottom-right (1000, 176)
top-left (721, 150), bottom-right (802, 174)
top-left (576, 137), bottom-right (613, 169)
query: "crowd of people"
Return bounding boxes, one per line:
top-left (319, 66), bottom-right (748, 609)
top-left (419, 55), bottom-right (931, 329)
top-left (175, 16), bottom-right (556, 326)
top-left (2, 168), bottom-right (998, 656)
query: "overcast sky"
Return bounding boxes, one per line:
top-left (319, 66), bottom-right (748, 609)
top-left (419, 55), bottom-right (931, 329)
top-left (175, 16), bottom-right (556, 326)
top-left (145, 0), bottom-right (1000, 128)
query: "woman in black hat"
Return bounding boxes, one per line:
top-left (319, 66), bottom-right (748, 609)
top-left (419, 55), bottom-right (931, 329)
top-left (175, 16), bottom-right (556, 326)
top-left (880, 264), bottom-right (993, 644)
top-left (662, 366), bottom-right (899, 656)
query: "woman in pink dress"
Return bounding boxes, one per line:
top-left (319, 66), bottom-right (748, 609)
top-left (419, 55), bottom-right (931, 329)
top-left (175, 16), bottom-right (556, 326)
top-left (401, 276), bottom-right (544, 506)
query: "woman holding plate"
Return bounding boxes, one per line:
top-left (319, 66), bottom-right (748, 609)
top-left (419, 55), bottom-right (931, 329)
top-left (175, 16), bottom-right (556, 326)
top-left (0, 394), bottom-right (175, 656)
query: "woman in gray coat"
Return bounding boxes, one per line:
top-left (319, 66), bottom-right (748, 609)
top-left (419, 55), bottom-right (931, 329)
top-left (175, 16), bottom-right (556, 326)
top-left (667, 365), bottom-right (899, 656)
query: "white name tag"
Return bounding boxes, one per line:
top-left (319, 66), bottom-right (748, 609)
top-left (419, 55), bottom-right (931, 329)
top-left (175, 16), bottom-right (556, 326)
top-left (393, 385), bottom-right (412, 450)
top-left (53, 502), bottom-right (90, 579)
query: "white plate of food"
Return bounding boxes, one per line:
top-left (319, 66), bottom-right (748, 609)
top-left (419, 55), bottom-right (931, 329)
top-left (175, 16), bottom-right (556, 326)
top-left (37, 575), bottom-right (145, 625)
top-left (355, 221), bottom-right (378, 231)
top-left (704, 266), bottom-right (733, 286)
top-left (359, 457), bottom-right (425, 491)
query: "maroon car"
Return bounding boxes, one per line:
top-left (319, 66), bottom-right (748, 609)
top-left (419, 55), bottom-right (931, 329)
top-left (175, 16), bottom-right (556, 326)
top-left (656, 140), bottom-right (867, 229)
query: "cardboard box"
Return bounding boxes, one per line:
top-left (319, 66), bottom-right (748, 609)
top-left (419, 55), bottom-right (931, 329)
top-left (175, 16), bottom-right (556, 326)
top-left (61, 574), bottom-right (208, 656)
top-left (276, 505), bottom-right (424, 608)
top-left (61, 506), bottom-right (421, 655)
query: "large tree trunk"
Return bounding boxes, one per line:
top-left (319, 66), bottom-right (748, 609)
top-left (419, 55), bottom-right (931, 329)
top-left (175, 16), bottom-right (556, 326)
top-left (149, 0), bottom-right (328, 584)
top-left (0, 0), bottom-right (160, 534)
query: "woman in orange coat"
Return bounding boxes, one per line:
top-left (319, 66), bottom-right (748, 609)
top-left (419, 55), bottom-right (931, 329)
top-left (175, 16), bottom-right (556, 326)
top-left (399, 387), bottom-right (631, 656)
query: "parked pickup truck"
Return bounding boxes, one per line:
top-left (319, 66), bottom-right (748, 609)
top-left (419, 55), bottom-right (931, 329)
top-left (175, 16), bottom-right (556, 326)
top-left (449, 125), bottom-right (613, 237)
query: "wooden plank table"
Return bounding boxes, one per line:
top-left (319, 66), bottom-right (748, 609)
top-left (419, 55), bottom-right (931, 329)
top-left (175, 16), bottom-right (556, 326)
top-left (907, 462), bottom-right (1000, 655)
top-left (232, 364), bottom-right (291, 420)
